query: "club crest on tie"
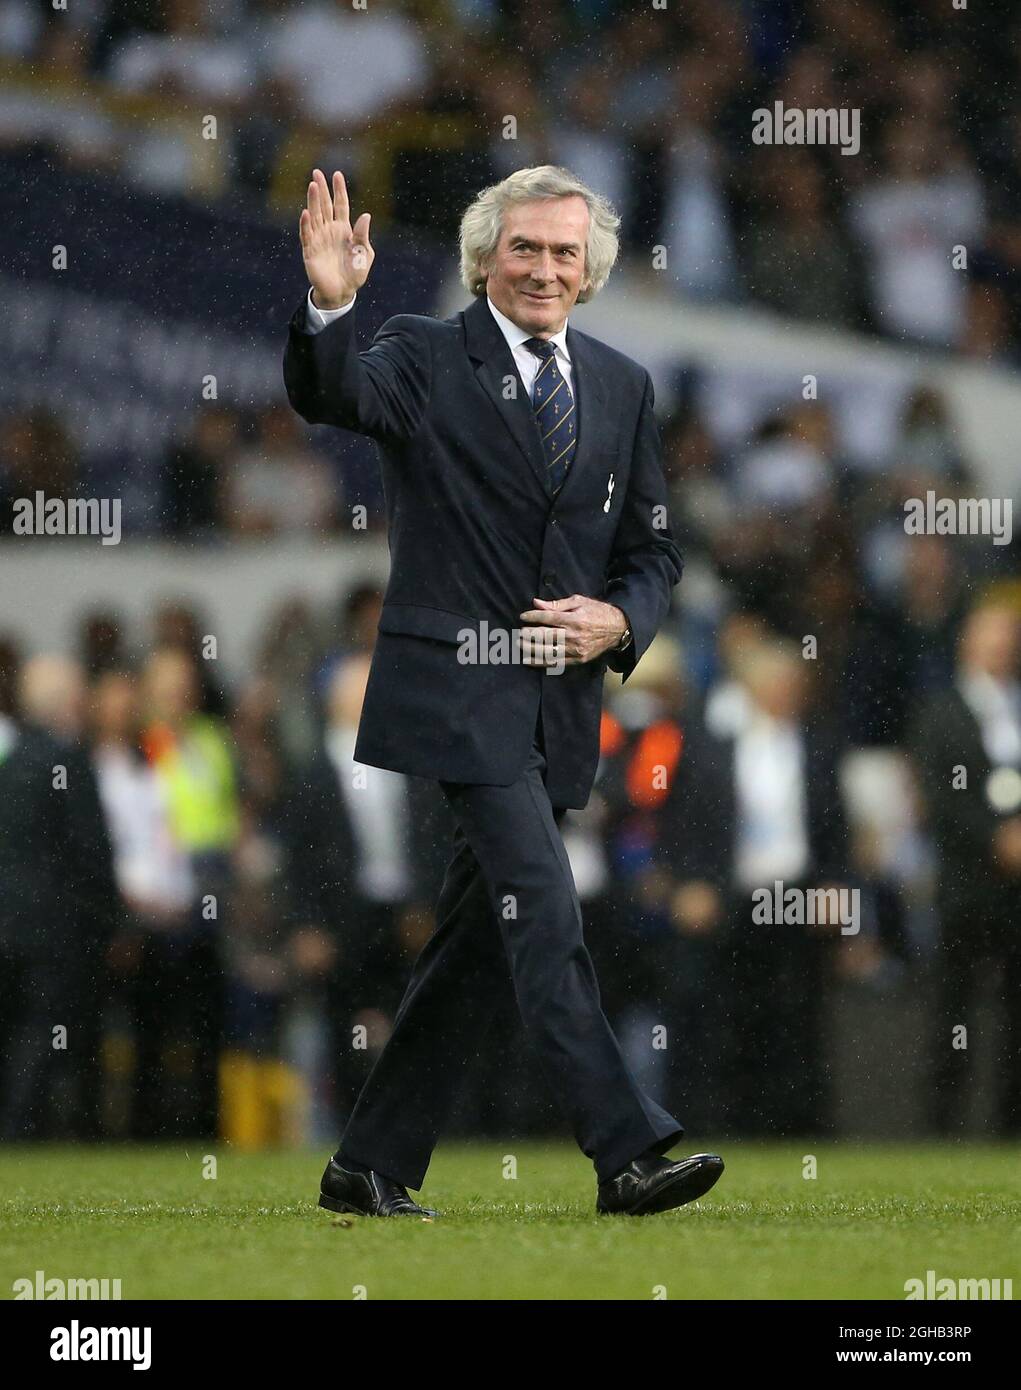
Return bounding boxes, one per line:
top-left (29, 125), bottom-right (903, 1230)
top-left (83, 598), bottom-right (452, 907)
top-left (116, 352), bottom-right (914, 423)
top-left (603, 473), bottom-right (615, 513)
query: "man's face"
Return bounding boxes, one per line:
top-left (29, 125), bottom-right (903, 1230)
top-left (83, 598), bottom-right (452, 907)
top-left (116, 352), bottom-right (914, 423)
top-left (484, 196), bottom-right (591, 337)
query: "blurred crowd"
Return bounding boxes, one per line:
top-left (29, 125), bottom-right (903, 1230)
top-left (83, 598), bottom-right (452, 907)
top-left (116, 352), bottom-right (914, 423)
top-left (1, 0), bottom-right (1020, 1148)
top-left (4, 0), bottom-right (1021, 533)
top-left (1, 569), bottom-right (1019, 1146)
top-left (2, 0), bottom-right (1021, 357)
top-left (4, 359), bottom-right (1021, 554)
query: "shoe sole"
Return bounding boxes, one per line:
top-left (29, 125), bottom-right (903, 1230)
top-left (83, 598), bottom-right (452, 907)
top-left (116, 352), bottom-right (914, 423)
top-left (600, 1156), bottom-right (725, 1217)
top-left (319, 1191), bottom-right (364, 1216)
top-left (318, 1191), bottom-right (439, 1218)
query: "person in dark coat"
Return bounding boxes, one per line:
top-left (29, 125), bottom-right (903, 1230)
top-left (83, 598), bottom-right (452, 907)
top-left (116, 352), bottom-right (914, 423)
top-left (283, 164), bottom-right (723, 1217)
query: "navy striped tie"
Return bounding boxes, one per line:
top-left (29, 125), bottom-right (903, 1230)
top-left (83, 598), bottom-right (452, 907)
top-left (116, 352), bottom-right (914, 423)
top-left (525, 337), bottom-right (576, 494)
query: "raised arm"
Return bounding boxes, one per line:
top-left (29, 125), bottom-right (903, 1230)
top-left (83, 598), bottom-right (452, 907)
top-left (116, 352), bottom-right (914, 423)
top-left (283, 168), bottom-right (431, 443)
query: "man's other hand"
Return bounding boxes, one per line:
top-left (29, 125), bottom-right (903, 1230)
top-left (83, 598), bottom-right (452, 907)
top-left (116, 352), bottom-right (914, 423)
top-left (519, 595), bottom-right (627, 666)
top-left (299, 168), bottom-right (374, 310)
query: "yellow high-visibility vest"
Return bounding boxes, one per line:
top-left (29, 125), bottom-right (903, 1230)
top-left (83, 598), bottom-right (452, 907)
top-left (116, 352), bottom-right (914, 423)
top-left (151, 717), bottom-right (240, 852)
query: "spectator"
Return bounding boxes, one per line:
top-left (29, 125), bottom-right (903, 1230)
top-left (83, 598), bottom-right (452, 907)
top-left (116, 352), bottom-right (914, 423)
top-left (265, 0), bottom-right (430, 130)
top-left (549, 65), bottom-right (629, 217)
top-left (667, 640), bottom-right (850, 1134)
top-left (107, 0), bottom-right (254, 106)
top-left (908, 601), bottom-right (1021, 1137)
top-left (746, 152), bottom-right (858, 326)
top-left (225, 403), bottom-right (339, 537)
top-left (160, 406), bottom-right (241, 538)
top-left (849, 116), bottom-right (984, 347)
top-left (139, 645), bottom-right (240, 1136)
top-left (592, 635), bottom-right (728, 1130)
top-left (91, 667), bottom-right (196, 1138)
top-left (0, 407), bottom-right (78, 514)
top-left (0, 654), bottom-right (119, 1139)
top-left (659, 66), bottom-right (740, 303)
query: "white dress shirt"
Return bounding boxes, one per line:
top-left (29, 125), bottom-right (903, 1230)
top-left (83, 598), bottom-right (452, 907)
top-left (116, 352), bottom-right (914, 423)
top-left (325, 725), bottom-right (411, 904)
top-left (94, 746), bottom-right (195, 912)
top-left (958, 670), bottom-right (1021, 767)
top-left (304, 288), bottom-right (573, 397)
top-left (733, 712), bottom-right (810, 891)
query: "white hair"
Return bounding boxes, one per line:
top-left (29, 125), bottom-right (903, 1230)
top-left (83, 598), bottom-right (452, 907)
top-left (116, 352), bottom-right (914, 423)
top-left (459, 165), bottom-right (620, 302)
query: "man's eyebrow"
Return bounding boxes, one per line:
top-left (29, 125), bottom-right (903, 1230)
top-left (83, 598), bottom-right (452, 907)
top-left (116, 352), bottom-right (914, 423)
top-left (508, 236), bottom-right (582, 251)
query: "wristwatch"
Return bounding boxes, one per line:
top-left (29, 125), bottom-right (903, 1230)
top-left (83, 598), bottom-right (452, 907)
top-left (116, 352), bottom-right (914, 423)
top-left (616, 625), bottom-right (632, 652)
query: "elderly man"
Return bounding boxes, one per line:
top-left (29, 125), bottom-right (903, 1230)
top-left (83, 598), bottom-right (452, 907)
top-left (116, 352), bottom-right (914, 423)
top-left (284, 164), bottom-right (723, 1216)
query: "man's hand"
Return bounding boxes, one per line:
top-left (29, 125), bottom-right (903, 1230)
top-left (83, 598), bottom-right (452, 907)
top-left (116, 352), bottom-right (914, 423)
top-left (518, 595), bottom-right (627, 666)
top-left (299, 168), bottom-right (374, 311)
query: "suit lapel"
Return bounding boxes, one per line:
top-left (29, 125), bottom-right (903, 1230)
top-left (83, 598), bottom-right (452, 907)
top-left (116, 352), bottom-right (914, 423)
top-left (464, 296), bottom-right (551, 498)
top-left (559, 323), bottom-right (609, 506)
top-left (463, 297), bottom-right (611, 506)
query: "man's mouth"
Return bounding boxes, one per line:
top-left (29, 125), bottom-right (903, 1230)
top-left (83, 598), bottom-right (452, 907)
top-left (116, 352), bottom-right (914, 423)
top-left (522, 291), bottom-right (557, 302)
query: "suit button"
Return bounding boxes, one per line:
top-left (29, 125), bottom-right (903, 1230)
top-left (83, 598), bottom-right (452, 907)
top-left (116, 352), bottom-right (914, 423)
top-left (543, 572), bottom-right (555, 586)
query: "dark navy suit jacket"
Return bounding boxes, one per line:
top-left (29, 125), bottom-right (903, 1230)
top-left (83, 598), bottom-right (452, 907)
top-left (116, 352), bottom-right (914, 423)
top-left (283, 293), bottom-right (683, 808)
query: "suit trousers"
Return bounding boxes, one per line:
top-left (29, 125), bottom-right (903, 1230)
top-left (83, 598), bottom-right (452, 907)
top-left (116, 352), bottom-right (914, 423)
top-left (339, 714), bottom-right (684, 1187)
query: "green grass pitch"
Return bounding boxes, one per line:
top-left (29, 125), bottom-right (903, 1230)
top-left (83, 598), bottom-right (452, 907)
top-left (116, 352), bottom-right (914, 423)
top-left (1, 1142), bottom-right (1018, 1300)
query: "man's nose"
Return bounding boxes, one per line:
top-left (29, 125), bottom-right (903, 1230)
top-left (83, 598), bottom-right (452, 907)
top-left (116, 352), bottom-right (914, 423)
top-left (530, 253), bottom-right (555, 283)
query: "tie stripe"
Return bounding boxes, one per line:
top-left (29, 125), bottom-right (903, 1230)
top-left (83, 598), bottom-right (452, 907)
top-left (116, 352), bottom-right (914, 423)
top-left (525, 337), bottom-right (576, 494)
top-left (541, 403), bottom-right (574, 441)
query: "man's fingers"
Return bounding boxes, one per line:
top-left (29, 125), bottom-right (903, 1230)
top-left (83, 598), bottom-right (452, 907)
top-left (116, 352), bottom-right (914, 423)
top-left (312, 168), bottom-right (336, 230)
top-left (308, 173), bottom-right (330, 233)
top-left (532, 594), bottom-right (584, 610)
top-left (352, 211), bottom-right (372, 246)
top-left (519, 626), bottom-right (569, 664)
top-left (332, 169), bottom-right (350, 227)
top-left (323, 168), bottom-right (340, 220)
top-left (351, 212), bottom-right (373, 273)
top-left (519, 608), bottom-right (572, 628)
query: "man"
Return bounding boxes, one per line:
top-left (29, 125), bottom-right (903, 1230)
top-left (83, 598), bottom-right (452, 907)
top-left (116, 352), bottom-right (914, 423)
top-left (661, 639), bottom-right (850, 1136)
top-left (283, 164), bottom-right (724, 1216)
top-left (0, 656), bottom-right (119, 1139)
top-left (138, 647), bottom-right (238, 1138)
top-left (285, 654), bottom-right (421, 1120)
top-left (909, 601), bottom-right (1021, 1136)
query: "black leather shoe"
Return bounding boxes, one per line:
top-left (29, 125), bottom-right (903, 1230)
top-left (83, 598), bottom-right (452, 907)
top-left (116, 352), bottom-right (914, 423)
top-left (318, 1157), bottom-right (439, 1217)
top-left (597, 1152), bottom-right (724, 1216)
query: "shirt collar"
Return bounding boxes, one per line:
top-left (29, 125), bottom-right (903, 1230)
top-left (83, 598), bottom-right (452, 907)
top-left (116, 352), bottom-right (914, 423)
top-left (486, 295), bottom-right (571, 363)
